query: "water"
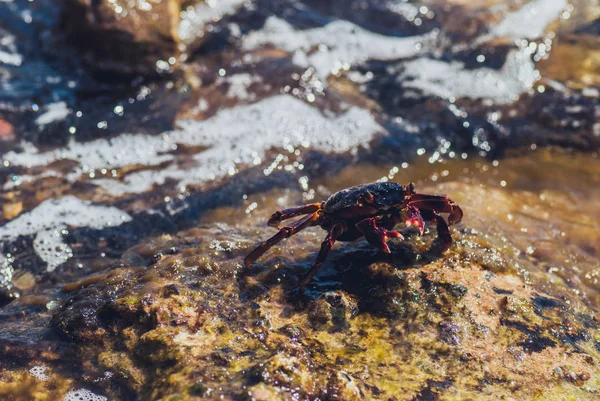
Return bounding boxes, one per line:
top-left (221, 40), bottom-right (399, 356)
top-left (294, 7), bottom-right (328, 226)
top-left (0, 0), bottom-right (599, 399)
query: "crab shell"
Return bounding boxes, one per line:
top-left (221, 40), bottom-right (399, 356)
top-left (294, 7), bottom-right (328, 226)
top-left (323, 182), bottom-right (410, 213)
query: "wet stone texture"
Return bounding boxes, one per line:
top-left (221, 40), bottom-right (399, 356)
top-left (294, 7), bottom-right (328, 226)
top-left (8, 217), bottom-right (598, 400)
top-left (60, 0), bottom-right (188, 77)
top-left (1, 152), bottom-right (599, 400)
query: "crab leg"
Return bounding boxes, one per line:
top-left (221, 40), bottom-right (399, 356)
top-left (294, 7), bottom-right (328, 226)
top-left (408, 194), bottom-right (463, 224)
top-left (299, 223), bottom-right (345, 288)
top-left (356, 217), bottom-right (403, 253)
top-left (244, 212), bottom-right (321, 268)
top-left (419, 209), bottom-right (453, 250)
top-left (267, 203), bottom-right (323, 228)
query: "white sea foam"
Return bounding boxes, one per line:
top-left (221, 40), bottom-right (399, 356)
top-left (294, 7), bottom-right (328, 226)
top-left (385, 1), bottom-right (420, 20)
top-left (0, 196), bottom-right (132, 272)
top-left (0, 34), bottom-right (23, 66)
top-left (29, 365), bottom-right (50, 381)
top-left (224, 73), bottom-right (258, 100)
top-left (0, 50), bottom-right (22, 66)
top-left (35, 102), bottom-right (70, 127)
top-left (243, 16), bottom-right (434, 78)
top-left (179, 0), bottom-right (245, 43)
top-left (400, 48), bottom-right (536, 103)
top-left (482, 0), bottom-right (567, 41)
top-left (0, 253), bottom-right (12, 287)
top-left (3, 95), bottom-right (384, 195)
top-left (240, 0), bottom-right (564, 102)
top-left (401, 0), bottom-right (564, 103)
top-left (64, 389), bottom-right (107, 401)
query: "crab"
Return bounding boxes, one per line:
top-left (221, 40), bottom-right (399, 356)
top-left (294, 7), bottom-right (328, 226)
top-left (244, 182), bottom-right (463, 288)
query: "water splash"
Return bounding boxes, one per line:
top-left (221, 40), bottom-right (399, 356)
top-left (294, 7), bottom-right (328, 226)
top-left (243, 16), bottom-right (435, 78)
top-left (400, 48), bottom-right (536, 103)
top-left (4, 95), bottom-right (384, 195)
top-left (0, 196), bottom-right (131, 273)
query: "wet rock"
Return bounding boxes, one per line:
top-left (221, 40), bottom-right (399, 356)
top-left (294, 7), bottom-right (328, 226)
top-left (245, 383), bottom-right (285, 401)
top-left (326, 370), bottom-right (365, 401)
top-left (0, 370), bottom-right (74, 401)
top-left (159, 283), bottom-right (181, 297)
top-left (98, 350), bottom-right (145, 393)
top-left (554, 365), bottom-right (592, 387)
top-left (538, 34), bottom-right (600, 87)
top-left (1, 201), bottom-right (23, 221)
top-left (0, 287), bottom-right (20, 307)
top-left (438, 320), bottom-right (462, 345)
top-left (246, 354), bottom-right (315, 392)
top-left (32, 217), bottom-right (599, 399)
top-left (577, 17), bottom-right (600, 35)
top-left (307, 290), bottom-right (358, 330)
top-left (135, 327), bottom-right (180, 365)
top-left (60, 0), bottom-right (185, 77)
top-left (414, 379), bottom-right (454, 401)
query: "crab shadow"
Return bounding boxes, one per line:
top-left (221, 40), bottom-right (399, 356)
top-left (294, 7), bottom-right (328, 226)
top-left (238, 230), bottom-right (448, 316)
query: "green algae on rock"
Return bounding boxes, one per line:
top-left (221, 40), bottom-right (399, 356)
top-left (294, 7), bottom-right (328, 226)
top-left (0, 147), bottom-right (598, 401)
top-left (36, 213), bottom-right (599, 400)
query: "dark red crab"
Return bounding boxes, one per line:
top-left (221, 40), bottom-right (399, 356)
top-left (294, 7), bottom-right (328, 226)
top-left (244, 182), bottom-right (463, 288)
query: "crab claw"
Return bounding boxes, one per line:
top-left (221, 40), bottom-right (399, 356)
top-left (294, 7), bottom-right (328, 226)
top-left (406, 213), bottom-right (425, 236)
top-left (356, 218), bottom-right (403, 253)
top-left (377, 229), bottom-right (403, 253)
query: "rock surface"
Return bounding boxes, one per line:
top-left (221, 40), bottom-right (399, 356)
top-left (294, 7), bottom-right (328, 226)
top-left (43, 226), bottom-right (600, 400)
top-left (60, 0), bottom-right (183, 76)
top-left (2, 162), bottom-right (599, 399)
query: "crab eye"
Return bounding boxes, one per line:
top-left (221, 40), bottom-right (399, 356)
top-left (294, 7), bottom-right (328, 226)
top-left (408, 182), bottom-right (415, 193)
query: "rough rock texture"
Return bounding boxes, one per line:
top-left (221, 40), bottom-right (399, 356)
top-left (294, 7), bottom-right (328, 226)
top-left (1, 149), bottom-right (599, 400)
top-left (2, 187), bottom-right (595, 400)
top-left (60, 0), bottom-right (184, 76)
top-left (48, 236), bottom-right (600, 399)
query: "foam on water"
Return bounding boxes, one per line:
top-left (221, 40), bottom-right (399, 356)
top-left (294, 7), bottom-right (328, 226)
top-left (401, 48), bottom-right (536, 103)
top-left (0, 36), bottom-right (23, 67)
top-left (179, 0), bottom-right (245, 43)
top-left (4, 133), bottom-right (172, 171)
top-left (0, 49), bottom-right (22, 66)
top-left (482, 0), bottom-right (567, 41)
top-left (0, 33), bottom-right (22, 66)
top-left (385, 1), bottom-right (420, 20)
top-left (29, 365), bottom-right (50, 381)
top-left (4, 95), bottom-right (384, 194)
top-left (398, 0), bottom-right (565, 103)
top-left (0, 196), bottom-right (132, 272)
top-left (64, 389), bottom-right (107, 401)
top-left (0, 254), bottom-right (12, 286)
top-left (35, 102), bottom-right (70, 127)
top-left (239, 0), bottom-right (566, 103)
top-left (243, 16), bottom-right (434, 78)
top-left (224, 73), bottom-right (259, 100)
